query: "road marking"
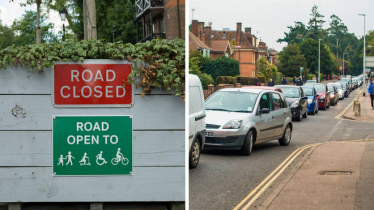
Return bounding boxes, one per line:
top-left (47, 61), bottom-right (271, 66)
top-left (234, 138), bottom-right (374, 210)
top-left (233, 143), bottom-right (321, 210)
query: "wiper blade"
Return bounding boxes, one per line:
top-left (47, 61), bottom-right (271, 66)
top-left (206, 108), bottom-right (230, 111)
top-left (232, 110), bottom-right (251, 113)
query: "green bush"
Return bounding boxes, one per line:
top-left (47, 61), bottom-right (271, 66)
top-left (201, 56), bottom-right (239, 82)
top-left (216, 76), bottom-right (237, 84)
top-left (258, 76), bottom-right (266, 83)
top-left (306, 74), bottom-right (317, 80)
top-left (249, 77), bottom-right (258, 85)
top-left (0, 38), bottom-right (185, 98)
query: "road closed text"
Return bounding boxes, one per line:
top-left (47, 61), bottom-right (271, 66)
top-left (53, 63), bottom-right (133, 106)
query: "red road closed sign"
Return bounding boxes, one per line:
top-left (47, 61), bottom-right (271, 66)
top-left (53, 62), bottom-right (133, 107)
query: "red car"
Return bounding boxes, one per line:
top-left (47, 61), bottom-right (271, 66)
top-left (242, 86), bottom-right (283, 93)
top-left (304, 83), bottom-right (330, 110)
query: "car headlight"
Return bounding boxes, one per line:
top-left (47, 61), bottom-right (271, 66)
top-left (307, 99), bottom-right (313, 104)
top-left (331, 93), bottom-right (335, 97)
top-left (320, 95), bottom-right (325, 100)
top-left (291, 101), bottom-right (299, 108)
top-left (223, 119), bottom-right (243, 129)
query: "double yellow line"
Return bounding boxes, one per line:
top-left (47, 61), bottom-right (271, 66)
top-left (335, 88), bottom-right (363, 119)
top-left (233, 143), bottom-right (322, 210)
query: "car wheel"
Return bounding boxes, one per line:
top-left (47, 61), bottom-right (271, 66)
top-left (241, 131), bottom-right (253, 156)
top-left (302, 111), bottom-right (307, 118)
top-left (189, 140), bottom-right (200, 169)
top-left (310, 109), bottom-right (315, 115)
top-left (279, 124), bottom-right (292, 146)
top-left (315, 109), bottom-right (318, 114)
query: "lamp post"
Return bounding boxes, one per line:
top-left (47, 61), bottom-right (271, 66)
top-left (318, 39), bottom-right (322, 82)
top-left (343, 53), bottom-right (345, 77)
top-left (59, 9), bottom-right (67, 41)
top-left (359, 13), bottom-right (366, 96)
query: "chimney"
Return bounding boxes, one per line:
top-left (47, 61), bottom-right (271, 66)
top-left (191, 20), bottom-right (199, 37)
top-left (236, 22), bottom-right (242, 46)
top-left (245, 27), bottom-right (251, 34)
top-left (198, 22), bottom-right (205, 41)
top-left (204, 26), bottom-right (212, 48)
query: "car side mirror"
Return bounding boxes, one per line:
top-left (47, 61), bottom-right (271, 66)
top-left (259, 108), bottom-right (270, 114)
top-left (303, 96), bottom-right (308, 100)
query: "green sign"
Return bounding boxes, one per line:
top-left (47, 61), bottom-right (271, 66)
top-left (53, 116), bottom-right (133, 176)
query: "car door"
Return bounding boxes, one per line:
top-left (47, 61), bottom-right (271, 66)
top-left (271, 93), bottom-right (286, 137)
top-left (256, 93), bottom-right (275, 141)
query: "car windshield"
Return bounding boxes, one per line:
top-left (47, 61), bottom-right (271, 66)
top-left (306, 80), bottom-right (316, 83)
top-left (327, 85), bottom-right (335, 91)
top-left (279, 87), bottom-right (300, 98)
top-left (339, 83), bottom-right (347, 88)
top-left (334, 84), bottom-right (342, 89)
top-left (313, 85), bottom-right (325, 93)
top-left (301, 87), bottom-right (313, 96)
top-left (205, 91), bottom-right (258, 113)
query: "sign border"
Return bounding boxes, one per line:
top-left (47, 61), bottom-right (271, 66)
top-left (52, 115), bottom-right (134, 177)
top-left (52, 60), bottom-right (135, 108)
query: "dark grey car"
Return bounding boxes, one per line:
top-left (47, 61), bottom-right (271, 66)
top-left (275, 85), bottom-right (308, 121)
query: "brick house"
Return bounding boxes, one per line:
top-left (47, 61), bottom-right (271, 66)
top-left (190, 20), bottom-right (276, 77)
top-left (189, 31), bottom-right (210, 57)
top-left (135, 0), bottom-right (185, 42)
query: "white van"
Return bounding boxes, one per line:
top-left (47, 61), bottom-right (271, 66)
top-left (189, 74), bottom-right (206, 169)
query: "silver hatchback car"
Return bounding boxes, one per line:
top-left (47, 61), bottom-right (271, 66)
top-left (204, 88), bottom-right (293, 155)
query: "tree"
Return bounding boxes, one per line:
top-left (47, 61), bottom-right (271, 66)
top-left (278, 43), bottom-right (307, 77)
top-left (189, 51), bottom-right (214, 89)
top-left (9, 0), bottom-right (42, 44)
top-left (257, 57), bottom-right (272, 81)
top-left (201, 56), bottom-right (239, 83)
top-left (0, 12), bottom-right (15, 49)
top-left (277, 21), bottom-right (307, 45)
top-left (307, 5), bottom-right (325, 40)
top-left (11, 10), bottom-right (57, 46)
top-left (328, 15), bottom-right (348, 58)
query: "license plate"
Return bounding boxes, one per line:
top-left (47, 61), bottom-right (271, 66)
top-left (206, 131), bottom-right (214, 137)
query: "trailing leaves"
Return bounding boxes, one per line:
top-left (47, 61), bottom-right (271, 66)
top-left (0, 38), bottom-right (185, 99)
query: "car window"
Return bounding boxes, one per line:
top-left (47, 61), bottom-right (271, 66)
top-left (313, 85), bottom-right (325, 93)
top-left (314, 88), bottom-right (317, 96)
top-left (259, 93), bottom-right (272, 111)
top-left (302, 88), bottom-right (313, 96)
top-left (205, 91), bottom-right (258, 112)
top-left (278, 87), bottom-right (300, 98)
top-left (271, 93), bottom-right (282, 110)
top-left (279, 94), bottom-right (288, 108)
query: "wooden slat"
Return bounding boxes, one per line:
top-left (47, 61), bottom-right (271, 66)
top-left (0, 131), bottom-right (184, 167)
top-left (0, 167), bottom-right (184, 202)
top-left (0, 95), bottom-right (185, 130)
top-left (0, 66), bottom-right (172, 95)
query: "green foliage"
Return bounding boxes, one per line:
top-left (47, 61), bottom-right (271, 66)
top-left (11, 10), bottom-right (58, 46)
top-left (201, 56), bottom-right (239, 83)
top-left (306, 74), bottom-right (317, 80)
top-left (277, 21), bottom-right (307, 45)
top-left (0, 38), bottom-right (185, 98)
top-left (258, 76), bottom-right (265, 83)
top-left (216, 76), bottom-right (237, 84)
top-left (257, 57), bottom-right (272, 81)
top-left (307, 5), bottom-right (326, 40)
top-left (278, 43), bottom-right (307, 77)
top-left (189, 50), bottom-right (213, 89)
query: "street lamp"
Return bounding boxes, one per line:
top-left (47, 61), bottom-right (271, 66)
top-left (359, 13), bottom-right (366, 96)
top-left (59, 9), bottom-right (67, 41)
top-left (343, 53), bottom-right (345, 77)
top-left (318, 39), bottom-right (322, 82)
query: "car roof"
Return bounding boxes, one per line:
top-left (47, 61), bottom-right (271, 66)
top-left (189, 74), bottom-right (202, 87)
top-left (218, 88), bottom-right (263, 93)
top-left (275, 85), bottom-right (300, 88)
top-left (301, 86), bottom-right (313, 89)
top-left (243, 86), bottom-right (283, 93)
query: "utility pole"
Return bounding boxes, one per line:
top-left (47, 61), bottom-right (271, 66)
top-left (343, 53), bottom-right (345, 77)
top-left (359, 14), bottom-right (366, 96)
top-left (318, 39), bottom-right (322, 82)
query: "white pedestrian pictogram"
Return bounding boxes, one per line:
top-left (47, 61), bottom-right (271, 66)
top-left (111, 148), bottom-right (129, 165)
top-left (65, 151), bottom-right (75, 166)
top-left (57, 154), bottom-right (66, 166)
top-left (96, 151), bottom-right (107, 165)
top-left (79, 152), bottom-right (91, 166)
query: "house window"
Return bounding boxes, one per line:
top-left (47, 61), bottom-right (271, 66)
top-left (160, 17), bottom-right (164, 33)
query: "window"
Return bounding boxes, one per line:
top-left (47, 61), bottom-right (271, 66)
top-left (259, 93), bottom-right (272, 111)
top-left (271, 93), bottom-right (282, 110)
top-left (159, 17), bottom-right (164, 33)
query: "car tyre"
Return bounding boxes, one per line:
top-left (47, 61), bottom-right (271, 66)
top-left (302, 111), bottom-right (307, 118)
top-left (189, 140), bottom-right (200, 169)
top-left (241, 131), bottom-right (253, 156)
top-left (279, 124), bottom-right (292, 146)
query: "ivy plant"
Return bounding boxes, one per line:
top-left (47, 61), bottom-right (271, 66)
top-left (0, 38), bottom-right (185, 99)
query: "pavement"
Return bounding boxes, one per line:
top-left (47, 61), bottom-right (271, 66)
top-left (256, 87), bottom-right (374, 210)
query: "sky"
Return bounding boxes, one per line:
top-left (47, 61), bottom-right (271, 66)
top-left (0, 0), bottom-right (67, 35)
top-left (189, 0), bottom-right (374, 51)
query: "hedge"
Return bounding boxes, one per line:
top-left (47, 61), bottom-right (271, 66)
top-left (258, 76), bottom-right (265, 83)
top-left (216, 76), bottom-right (237, 84)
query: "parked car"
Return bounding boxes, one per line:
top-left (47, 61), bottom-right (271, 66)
top-left (204, 88), bottom-right (293, 155)
top-left (301, 86), bottom-right (319, 115)
top-left (330, 83), bottom-right (344, 100)
top-left (275, 85), bottom-right (308, 121)
top-left (306, 80), bottom-right (317, 83)
top-left (340, 77), bottom-right (353, 91)
top-left (189, 74), bottom-right (206, 169)
top-left (304, 83), bottom-right (331, 110)
top-left (327, 84), bottom-right (338, 106)
top-left (242, 86), bottom-right (283, 93)
top-left (338, 81), bottom-right (350, 97)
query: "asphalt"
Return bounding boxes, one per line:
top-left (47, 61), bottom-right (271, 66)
top-left (189, 84), bottom-right (374, 210)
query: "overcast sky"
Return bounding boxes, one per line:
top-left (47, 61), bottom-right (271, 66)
top-left (0, 0), bottom-right (67, 35)
top-left (189, 0), bottom-right (374, 51)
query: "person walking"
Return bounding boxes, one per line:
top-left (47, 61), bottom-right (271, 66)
top-left (368, 79), bottom-right (374, 109)
top-left (293, 76), bottom-right (297, 85)
top-left (268, 79), bottom-right (275, 87)
top-left (282, 77), bottom-right (287, 85)
top-left (256, 79), bottom-right (261, 86)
